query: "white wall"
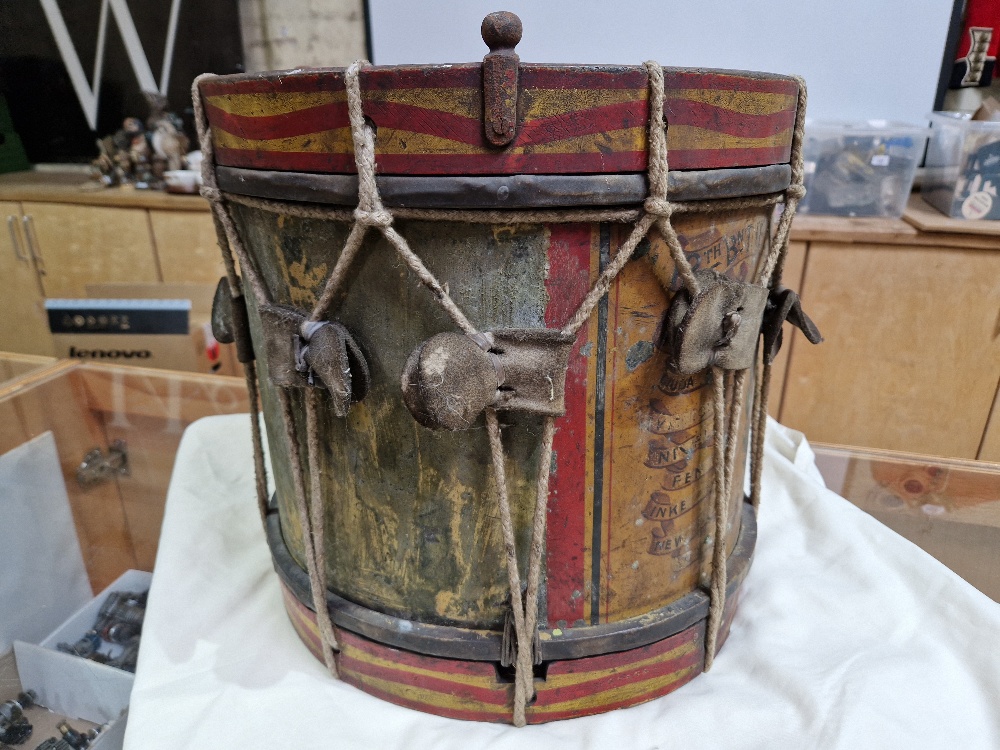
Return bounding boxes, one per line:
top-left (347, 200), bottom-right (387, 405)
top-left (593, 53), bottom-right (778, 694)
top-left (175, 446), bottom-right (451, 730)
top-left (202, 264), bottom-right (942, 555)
top-left (368, 0), bottom-right (954, 124)
top-left (240, 0), bottom-right (367, 72)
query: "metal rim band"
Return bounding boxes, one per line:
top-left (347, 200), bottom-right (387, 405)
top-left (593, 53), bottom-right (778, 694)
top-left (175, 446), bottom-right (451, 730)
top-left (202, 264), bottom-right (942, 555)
top-left (266, 499), bottom-right (756, 662)
top-left (217, 165), bottom-right (791, 210)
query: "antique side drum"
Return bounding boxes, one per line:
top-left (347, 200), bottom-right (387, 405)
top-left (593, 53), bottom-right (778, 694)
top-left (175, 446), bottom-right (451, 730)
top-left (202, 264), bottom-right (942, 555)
top-left (195, 11), bottom-right (814, 726)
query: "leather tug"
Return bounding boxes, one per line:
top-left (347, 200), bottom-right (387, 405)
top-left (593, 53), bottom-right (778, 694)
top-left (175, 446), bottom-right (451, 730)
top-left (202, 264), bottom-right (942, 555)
top-left (401, 328), bottom-right (575, 431)
top-left (663, 269), bottom-right (769, 375)
top-left (259, 303), bottom-right (370, 417)
top-left (211, 277), bottom-right (255, 363)
top-left (762, 285), bottom-right (823, 364)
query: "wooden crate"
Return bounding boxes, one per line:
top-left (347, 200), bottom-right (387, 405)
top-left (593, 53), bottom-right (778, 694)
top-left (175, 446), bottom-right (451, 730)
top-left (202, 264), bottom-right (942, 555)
top-left (0, 352), bottom-right (56, 385)
top-left (0, 357), bottom-right (249, 591)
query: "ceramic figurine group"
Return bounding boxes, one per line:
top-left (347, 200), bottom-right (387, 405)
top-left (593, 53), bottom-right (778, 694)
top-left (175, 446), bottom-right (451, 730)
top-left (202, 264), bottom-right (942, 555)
top-left (92, 92), bottom-right (191, 190)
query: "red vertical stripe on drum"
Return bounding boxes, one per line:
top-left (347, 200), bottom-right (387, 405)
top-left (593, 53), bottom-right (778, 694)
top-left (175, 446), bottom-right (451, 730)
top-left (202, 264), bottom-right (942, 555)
top-left (605, 266), bottom-right (622, 622)
top-left (544, 223), bottom-right (593, 628)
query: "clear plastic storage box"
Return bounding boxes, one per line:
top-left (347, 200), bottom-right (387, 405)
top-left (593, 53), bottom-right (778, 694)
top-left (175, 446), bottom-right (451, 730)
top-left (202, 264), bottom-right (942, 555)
top-left (799, 121), bottom-right (930, 218)
top-left (922, 112), bottom-right (1000, 220)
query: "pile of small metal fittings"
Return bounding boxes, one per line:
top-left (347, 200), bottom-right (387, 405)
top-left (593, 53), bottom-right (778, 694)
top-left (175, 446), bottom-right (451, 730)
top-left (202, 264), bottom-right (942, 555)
top-left (0, 691), bottom-right (36, 745)
top-left (32, 720), bottom-right (100, 750)
top-left (56, 590), bottom-right (147, 673)
top-left (0, 690), bottom-right (102, 750)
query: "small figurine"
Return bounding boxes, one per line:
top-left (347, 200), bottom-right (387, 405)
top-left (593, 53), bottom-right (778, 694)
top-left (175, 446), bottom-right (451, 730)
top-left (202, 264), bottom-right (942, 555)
top-left (0, 691), bottom-right (35, 746)
top-left (145, 91), bottom-right (189, 170)
top-left (151, 117), bottom-right (189, 171)
top-left (91, 94), bottom-right (190, 189)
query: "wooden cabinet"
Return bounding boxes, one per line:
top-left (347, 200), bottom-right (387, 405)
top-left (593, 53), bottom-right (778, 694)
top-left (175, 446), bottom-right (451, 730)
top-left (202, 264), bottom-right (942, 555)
top-left (778, 199), bottom-right (1000, 460)
top-left (0, 201), bottom-right (53, 355)
top-left (979, 390), bottom-right (1000, 463)
top-left (149, 209), bottom-right (227, 284)
top-left (0, 172), bottom-right (228, 370)
top-left (21, 202), bottom-right (160, 297)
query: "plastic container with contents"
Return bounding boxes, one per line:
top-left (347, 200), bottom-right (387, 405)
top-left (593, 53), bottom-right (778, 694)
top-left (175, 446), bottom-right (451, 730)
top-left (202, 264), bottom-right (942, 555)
top-left (923, 112), bottom-right (1000, 220)
top-left (799, 121), bottom-right (930, 218)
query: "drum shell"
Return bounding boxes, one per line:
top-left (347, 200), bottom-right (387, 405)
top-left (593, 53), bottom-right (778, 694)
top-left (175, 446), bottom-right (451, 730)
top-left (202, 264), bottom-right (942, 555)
top-left (233, 204), bottom-right (769, 632)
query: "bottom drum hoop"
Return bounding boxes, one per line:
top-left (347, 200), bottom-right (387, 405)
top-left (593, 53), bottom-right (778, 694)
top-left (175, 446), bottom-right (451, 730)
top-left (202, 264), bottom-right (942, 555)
top-left (267, 498), bottom-right (757, 663)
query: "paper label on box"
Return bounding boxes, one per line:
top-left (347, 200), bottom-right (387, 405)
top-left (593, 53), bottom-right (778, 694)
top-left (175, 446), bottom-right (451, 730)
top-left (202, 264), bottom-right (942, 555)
top-left (962, 190), bottom-right (993, 219)
top-left (870, 154), bottom-right (890, 167)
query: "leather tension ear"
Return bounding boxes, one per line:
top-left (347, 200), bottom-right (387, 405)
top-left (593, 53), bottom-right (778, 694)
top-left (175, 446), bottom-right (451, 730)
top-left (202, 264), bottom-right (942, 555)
top-left (761, 285), bottom-right (823, 364)
top-left (210, 276), bottom-right (254, 363)
top-left (401, 332), bottom-right (498, 431)
top-left (663, 269), bottom-right (768, 374)
top-left (259, 303), bottom-right (370, 417)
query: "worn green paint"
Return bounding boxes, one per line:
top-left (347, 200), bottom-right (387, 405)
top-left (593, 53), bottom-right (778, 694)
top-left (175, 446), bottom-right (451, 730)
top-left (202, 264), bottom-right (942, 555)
top-left (234, 206), bottom-right (552, 628)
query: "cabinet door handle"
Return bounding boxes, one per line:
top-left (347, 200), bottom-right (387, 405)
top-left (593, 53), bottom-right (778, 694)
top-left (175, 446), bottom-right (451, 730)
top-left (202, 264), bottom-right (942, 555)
top-left (7, 216), bottom-right (28, 261)
top-left (21, 215), bottom-right (45, 275)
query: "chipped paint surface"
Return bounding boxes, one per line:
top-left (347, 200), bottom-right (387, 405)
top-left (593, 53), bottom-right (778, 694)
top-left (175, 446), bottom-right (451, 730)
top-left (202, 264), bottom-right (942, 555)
top-left (236, 205), bottom-right (768, 630)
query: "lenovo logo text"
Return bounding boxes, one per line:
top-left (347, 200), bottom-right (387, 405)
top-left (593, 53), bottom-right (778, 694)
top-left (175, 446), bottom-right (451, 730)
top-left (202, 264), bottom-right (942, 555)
top-left (69, 346), bottom-right (152, 360)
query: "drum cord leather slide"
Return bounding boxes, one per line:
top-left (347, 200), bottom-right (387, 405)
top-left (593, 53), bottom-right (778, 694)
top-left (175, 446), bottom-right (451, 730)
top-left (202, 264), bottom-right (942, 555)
top-left (193, 57), bottom-right (817, 727)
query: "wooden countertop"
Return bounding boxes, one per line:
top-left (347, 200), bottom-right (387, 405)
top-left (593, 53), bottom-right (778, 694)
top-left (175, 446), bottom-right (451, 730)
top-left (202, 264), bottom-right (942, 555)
top-left (0, 170), bottom-right (210, 211)
top-left (790, 195), bottom-right (1000, 249)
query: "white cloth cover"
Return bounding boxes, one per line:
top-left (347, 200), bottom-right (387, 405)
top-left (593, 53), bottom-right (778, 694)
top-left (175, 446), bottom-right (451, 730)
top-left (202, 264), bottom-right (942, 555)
top-left (125, 414), bottom-right (1000, 749)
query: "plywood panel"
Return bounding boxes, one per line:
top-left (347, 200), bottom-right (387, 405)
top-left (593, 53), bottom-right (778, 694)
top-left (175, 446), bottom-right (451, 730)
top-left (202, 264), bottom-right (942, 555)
top-left (22, 202), bottom-right (160, 298)
top-left (0, 170), bottom-right (209, 211)
top-left (904, 194), bottom-right (1000, 237)
top-left (782, 242), bottom-right (1000, 458)
top-left (791, 210), bottom-right (998, 250)
top-left (76, 365), bottom-right (249, 422)
top-left (767, 240), bottom-right (806, 419)
top-left (0, 399), bottom-right (28, 455)
top-left (149, 210), bottom-right (228, 285)
top-left (106, 414), bottom-right (185, 571)
top-left (813, 443), bottom-right (1000, 601)
top-left (0, 352), bottom-right (57, 384)
top-left (0, 202), bottom-right (54, 355)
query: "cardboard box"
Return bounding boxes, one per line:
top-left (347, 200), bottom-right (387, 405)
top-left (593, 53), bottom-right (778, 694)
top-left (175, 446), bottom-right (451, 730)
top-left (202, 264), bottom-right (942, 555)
top-left (85, 283), bottom-right (240, 376)
top-left (47, 298), bottom-right (196, 372)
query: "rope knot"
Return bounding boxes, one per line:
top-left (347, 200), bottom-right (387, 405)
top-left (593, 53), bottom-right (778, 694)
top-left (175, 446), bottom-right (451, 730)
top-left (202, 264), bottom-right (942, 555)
top-left (200, 186), bottom-right (222, 202)
top-left (644, 196), bottom-right (673, 218)
top-left (785, 184), bottom-right (806, 201)
top-left (353, 207), bottom-right (394, 229)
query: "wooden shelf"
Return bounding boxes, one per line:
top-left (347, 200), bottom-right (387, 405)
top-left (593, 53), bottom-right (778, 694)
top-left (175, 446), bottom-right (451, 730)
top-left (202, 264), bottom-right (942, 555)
top-left (903, 194), bottom-right (1000, 237)
top-left (791, 201), bottom-right (998, 249)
